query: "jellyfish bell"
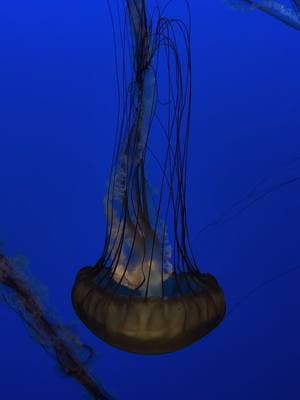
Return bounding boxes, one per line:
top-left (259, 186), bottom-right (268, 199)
top-left (72, 0), bottom-right (226, 355)
top-left (72, 265), bottom-right (225, 355)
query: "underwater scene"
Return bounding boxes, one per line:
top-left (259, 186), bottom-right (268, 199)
top-left (0, 1), bottom-right (299, 399)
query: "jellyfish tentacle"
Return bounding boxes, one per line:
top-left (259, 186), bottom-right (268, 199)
top-left (0, 255), bottom-right (112, 399)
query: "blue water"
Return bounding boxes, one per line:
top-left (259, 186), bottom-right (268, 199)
top-left (1, 1), bottom-right (300, 399)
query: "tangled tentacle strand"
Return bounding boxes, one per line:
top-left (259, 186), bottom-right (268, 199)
top-left (0, 254), bottom-right (112, 400)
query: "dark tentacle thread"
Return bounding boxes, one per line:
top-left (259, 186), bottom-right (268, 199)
top-left (0, 254), bottom-right (113, 400)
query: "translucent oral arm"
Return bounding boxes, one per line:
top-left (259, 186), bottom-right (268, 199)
top-left (230, 0), bottom-right (300, 30)
top-left (113, 0), bottom-right (157, 229)
top-left (104, 1), bottom-right (167, 294)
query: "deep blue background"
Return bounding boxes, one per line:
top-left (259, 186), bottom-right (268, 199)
top-left (1, 1), bottom-right (300, 399)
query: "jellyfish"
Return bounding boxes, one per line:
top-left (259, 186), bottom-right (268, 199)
top-left (71, 0), bottom-right (226, 355)
top-left (230, 0), bottom-right (300, 30)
